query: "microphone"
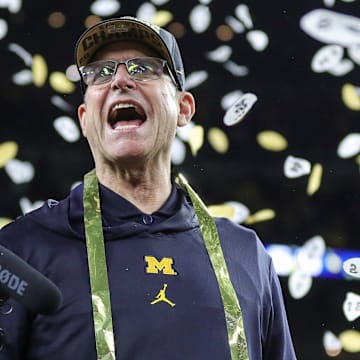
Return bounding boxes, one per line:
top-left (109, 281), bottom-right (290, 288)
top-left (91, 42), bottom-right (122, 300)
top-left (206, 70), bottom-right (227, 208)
top-left (0, 245), bottom-right (62, 315)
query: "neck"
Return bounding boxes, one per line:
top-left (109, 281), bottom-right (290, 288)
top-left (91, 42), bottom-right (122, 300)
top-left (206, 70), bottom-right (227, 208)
top-left (95, 165), bottom-right (172, 214)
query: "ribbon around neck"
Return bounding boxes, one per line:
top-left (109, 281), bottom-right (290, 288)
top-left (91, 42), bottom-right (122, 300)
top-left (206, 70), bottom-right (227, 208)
top-left (83, 169), bottom-right (249, 360)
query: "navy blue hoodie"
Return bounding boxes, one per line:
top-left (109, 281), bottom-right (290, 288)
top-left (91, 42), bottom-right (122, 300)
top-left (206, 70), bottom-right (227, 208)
top-left (0, 182), bottom-right (297, 359)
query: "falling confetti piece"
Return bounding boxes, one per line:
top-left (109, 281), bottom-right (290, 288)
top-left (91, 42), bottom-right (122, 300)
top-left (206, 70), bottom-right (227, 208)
top-left (176, 121), bottom-right (195, 142)
top-left (90, 0), bottom-right (121, 16)
top-left (208, 201), bottom-right (250, 223)
top-left (206, 45), bottom-right (232, 63)
top-left (208, 204), bottom-right (235, 219)
top-left (5, 159), bottom-right (35, 184)
top-left (307, 163), bottom-right (322, 195)
top-left (19, 197), bottom-right (44, 215)
top-left (337, 133), bottom-right (360, 158)
top-left (171, 137), bottom-right (186, 165)
top-left (343, 258), bottom-right (360, 279)
top-left (323, 331), bottom-right (342, 357)
top-left (152, 0), bottom-right (171, 5)
top-left (188, 125), bottom-right (204, 156)
top-left (311, 45), bottom-right (343, 72)
top-left (53, 116), bottom-right (80, 143)
top-left (327, 58), bottom-right (354, 77)
top-left (296, 235), bottom-right (325, 276)
top-left (223, 61), bottom-right (249, 77)
top-left (0, 218), bottom-right (12, 229)
top-left (348, 44), bottom-right (360, 65)
top-left (266, 245), bottom-right (295, 276)
top-left (245, 208), bottom-right (275, 224)
top-left (136, 2), bottom-right (156, 21)
top-left (342, 83), bottom-right (360, 111)
top-left (288, 269), bottom-right (313, 299)
top-left (8, 43), bottom-right (32, 66)
top-left (300, 9), bottom-right (360, 47)
top-left (0, 18), bottom-right (8, 40)
top-left (152, 11), bottom-right (173, 27)
top-left (32, 54), bottom-right (48, 87)
top-left (342, 292), bottom-right (360, 322)
top-left (223, 92), bottom-right (257, 126)
top-left (225, 15), bottom-right (246, 34)
top-left (207, 127), bottom-right (229, 154)
top-left (284, 155), bottom-right (311, 178)
top-left (189, 4), bottom-right (211, 33)
top-left (185, 70), bottom-right (208, 90)
top-left (246, 30), bottom-right (269, 51)
top-left (49, 72), bottom-right (76, 93)
top-left (257, 130), bottom-right (288, 152)
top-left (0, 141), bottom-right (18, 168)
top-left (235, 4), bottom-right (253, 29)
top-left (12, 69), bottom-right (33, 85)
top-left (339, 329), bottom-right (360, 352)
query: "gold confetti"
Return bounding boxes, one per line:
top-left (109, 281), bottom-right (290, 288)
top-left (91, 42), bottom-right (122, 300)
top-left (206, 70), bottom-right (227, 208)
top-left (245, 208), bottom-right (275, 224)
top-left (342, 83), bottom-right (360, 111)
top-left (207, 127), bottom-right (229, 154)
top-left (0, 218), bottom-right (12, 229)
top-left (152, 11), bottom-right (173, 27)
top-left (32, 54), bottom-right (48, 87)
top-left (307, 163), bottom-right (322, 196)
top-left (208, 204), bottom-right (235, 219)
top-left (257, 130), bottom-right (288, 151)
top-left (188, 125), bottom-right (204, 156)
top-left (49, 72), bottom-right (76, 94)
top-left (339, 329), bottom-right (360, 352)
top-left (0, 141), bottom-right (18, 168)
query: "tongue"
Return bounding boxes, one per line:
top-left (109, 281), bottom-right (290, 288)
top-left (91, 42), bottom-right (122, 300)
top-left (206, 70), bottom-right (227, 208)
top-left (112, 119), bottom-right (143, 129)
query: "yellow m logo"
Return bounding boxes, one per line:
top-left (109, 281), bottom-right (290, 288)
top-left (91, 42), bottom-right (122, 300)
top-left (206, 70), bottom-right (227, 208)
top-left (144, 256), bottom-right (177, 276)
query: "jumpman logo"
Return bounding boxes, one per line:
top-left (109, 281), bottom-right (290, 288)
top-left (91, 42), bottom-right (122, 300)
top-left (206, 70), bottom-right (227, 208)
top-left (150, 283), bottom-right (176, 307)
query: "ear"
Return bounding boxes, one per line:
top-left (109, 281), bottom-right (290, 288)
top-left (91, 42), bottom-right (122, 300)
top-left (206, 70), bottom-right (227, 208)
top-left (77, 103), bottom-right (87, 137)
top-left (177, 91), bottom-right (196, 127)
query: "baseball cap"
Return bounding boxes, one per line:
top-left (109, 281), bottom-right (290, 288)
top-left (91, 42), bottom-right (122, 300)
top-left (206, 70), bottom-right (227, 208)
top-left (75, 16), bottom-right (185, 91)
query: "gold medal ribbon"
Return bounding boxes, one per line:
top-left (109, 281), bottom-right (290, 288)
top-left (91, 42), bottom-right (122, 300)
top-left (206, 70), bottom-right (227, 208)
top-left (84, 169), bottom-right (115, 360)
top-left (83, 169), bottom-right (249, 360)
top-left (176, 174), bottom-right (249, 360)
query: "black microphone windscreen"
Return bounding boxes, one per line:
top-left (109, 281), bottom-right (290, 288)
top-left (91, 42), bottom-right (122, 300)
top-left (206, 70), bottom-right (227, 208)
top-left (0, 245), bottom-right (62, 314)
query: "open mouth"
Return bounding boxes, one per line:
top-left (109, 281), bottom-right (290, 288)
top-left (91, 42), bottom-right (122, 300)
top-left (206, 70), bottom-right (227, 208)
top-left (108, 103), bottom-right (146, 130)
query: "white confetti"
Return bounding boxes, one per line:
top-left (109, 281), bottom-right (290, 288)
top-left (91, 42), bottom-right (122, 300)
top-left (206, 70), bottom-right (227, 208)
top-left (337, 133), bottom-right (360, 158)
top-left (136, 2), bottom-right (156, 21)
top-left (0, 18), bottom-right (8, 40)
top-left (223, 93), bottom-right (257, 126)
top-left (288, 269), bottom-right (313, 299)
top-left (235, 4), bottom-right (253, 29)
top-left (323, 331), bottom-right (342, 354)
top-left (343, 292), bottom-right (360, 322)
top-left (0, 0), bottom-right (22, 13)
top-left (51, 95), bottom-right (74, 113)
top-left (90, 0), bottom-right (120, 16)
top-left (206, 45), bottom-right (232, 63)
top-left (296, 236), bottom-right (325, 276)
top-left (171, 137), bottom-right (186, 165)
top-left (53, 116), bottom-right (80, 143)
top-left (224, 201), bottom-right (250, 223)
top-left (8, 43), bottom-right (32, 66)
top-left (327, 58), bottom-right (354, 76)
top-left (221, 90), bottom-right (243, 111)
top-left (311, 45), bottom-right (344, 73)
top-left (5, 159), bottom-right (34, 184)
top-left (225, 15), bottom-right (245, 34)
top-left (19, 197), bottom-right (44, 215)
top-left (151, 0), bottom-right (170, 5)
top-left (300, 9), bottom-right (360, 46)
top-left (246, 30), bottom-right (269, 52)
top-left (189, 4), bottom-right (211, 33)
top-left (284, 155), bottom-right (311, 178)
top-left (185, 70), bottom-right (208, 90)
top-left (223, 61), bottom-right (249, 77)
top-left (348, 44), bottom-right (360, 65)
top-left (343, 258), bottom-right (360, 279)
top-left (267, 244), bottom-right (294, 276)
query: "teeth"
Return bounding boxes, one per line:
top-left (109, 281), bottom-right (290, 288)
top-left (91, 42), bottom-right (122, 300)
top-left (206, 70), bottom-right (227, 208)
top-left (112, 103), bottom-right (135, 112)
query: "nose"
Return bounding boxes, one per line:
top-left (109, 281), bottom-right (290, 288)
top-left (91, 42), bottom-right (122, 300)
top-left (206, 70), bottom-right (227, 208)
top-left (110, 63), bottom-right (136, 90)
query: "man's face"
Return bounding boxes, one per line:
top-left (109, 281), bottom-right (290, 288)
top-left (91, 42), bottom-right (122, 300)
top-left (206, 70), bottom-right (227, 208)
top-left (77, 41), bottom-right (194, 170)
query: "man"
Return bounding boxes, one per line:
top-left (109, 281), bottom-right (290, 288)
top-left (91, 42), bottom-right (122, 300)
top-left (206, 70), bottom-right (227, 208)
top-left (0, 16), bottom-right (297, 359)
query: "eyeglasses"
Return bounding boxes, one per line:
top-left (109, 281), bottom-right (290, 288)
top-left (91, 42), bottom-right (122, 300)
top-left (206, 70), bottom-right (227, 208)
top-left (80, 57), bottom-right (177, 87)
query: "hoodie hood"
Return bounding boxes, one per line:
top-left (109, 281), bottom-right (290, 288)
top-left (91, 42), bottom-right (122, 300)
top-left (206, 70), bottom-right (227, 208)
top-left (30, 182), bottom-right (199, 241)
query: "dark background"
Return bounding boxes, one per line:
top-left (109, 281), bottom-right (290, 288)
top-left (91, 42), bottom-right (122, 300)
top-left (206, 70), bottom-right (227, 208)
top-left (0, 1), bottom-right (359, 359)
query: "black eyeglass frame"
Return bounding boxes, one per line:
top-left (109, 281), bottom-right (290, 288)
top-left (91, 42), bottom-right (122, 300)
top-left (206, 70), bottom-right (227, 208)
top-left (79, 56), bottom-right (179, 89)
